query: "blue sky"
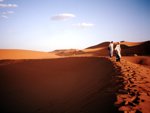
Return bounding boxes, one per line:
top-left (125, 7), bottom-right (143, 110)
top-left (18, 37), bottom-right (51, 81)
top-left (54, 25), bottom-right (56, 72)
top-left (0, 0), bottom-right (150, 51)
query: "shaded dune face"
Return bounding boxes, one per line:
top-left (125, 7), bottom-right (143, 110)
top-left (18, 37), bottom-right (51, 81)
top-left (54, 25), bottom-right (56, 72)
top-left (123, 56), bottom-right (150, 67)
top-left (83, 41), bottom-right (150, 56)
top-left (0, 57), bottom-right (117, 113)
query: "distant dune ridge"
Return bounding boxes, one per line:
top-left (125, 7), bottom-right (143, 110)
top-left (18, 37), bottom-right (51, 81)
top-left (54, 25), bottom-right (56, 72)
top-left (0, 41), bottom-right (149, 59)
top-left (0, 49), bottom-right (59, 59)
top-left (83, 40), bottom-right (150, 56)
top-left (52, 49), bottom-right (84, 56)
top-left (0, 41), bottom-right (150, 113)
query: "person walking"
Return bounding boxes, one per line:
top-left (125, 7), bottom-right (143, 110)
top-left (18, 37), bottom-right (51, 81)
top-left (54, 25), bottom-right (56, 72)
top-left (115, 42), bottom-right (121, 62)
top-left (108, 41), bottom-right (114, 57)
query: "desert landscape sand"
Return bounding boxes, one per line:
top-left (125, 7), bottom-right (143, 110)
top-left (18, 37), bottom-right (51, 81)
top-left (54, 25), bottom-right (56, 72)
top-left (123, 56), bottom-right (150, 68)
top-left (0, 41), bottom-right (150, 113)
top-left (110, 57), bottom-right (150, 113)
top-left (0, 49), bottom-right (60, 60)
top-left (0, 57), bottom-right (119, 113)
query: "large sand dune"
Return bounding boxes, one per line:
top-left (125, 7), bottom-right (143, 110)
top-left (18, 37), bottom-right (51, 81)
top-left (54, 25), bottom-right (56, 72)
top-left (0, 41), bottom-right (150, 112)
top-left (0, 41), bottom-right (149, 59)
top-left (0, 57), bottom-right (118, 113)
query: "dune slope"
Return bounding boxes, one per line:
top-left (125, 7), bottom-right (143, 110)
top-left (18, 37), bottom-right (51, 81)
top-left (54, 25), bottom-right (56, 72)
top-left (123, 56), bottom-right (150, 67)
top-left (82, 41), bottom-right (150, 56)
top-left (0, 57), bottom-right (118, 113)
top-left (111, 57), bottom-right (150, 113)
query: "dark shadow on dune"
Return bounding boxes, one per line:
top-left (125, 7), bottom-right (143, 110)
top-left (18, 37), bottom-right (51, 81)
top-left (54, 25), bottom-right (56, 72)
top-left (122, 41), bottom-right (150, 56)
top-left (0, 57), bottom-right (119, 113)
top-left (83, 41), bottom-right (150, 56)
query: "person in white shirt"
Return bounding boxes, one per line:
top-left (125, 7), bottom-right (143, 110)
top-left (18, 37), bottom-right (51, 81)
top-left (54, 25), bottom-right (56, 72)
top-left (115, 42), bottom-right (121, 62)
top-left (108, 41), bottom-right (114, 57)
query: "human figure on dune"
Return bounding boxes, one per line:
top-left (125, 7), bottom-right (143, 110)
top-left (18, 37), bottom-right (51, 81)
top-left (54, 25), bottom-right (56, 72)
top-left (115, 42), bottom-right (121, 62)
top-left (108, 41), bottom-right (114, 58)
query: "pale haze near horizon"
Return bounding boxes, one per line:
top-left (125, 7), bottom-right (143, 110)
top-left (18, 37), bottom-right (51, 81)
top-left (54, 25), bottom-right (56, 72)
top-left (0, 0), bottom-right (150, 51)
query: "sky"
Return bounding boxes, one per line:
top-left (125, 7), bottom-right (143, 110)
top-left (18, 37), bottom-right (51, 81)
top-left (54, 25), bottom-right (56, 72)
top-left (0, 0), bottom-right (150, 51)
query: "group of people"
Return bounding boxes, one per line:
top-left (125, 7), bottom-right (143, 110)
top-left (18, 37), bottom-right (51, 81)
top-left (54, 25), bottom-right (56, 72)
top-left (108, 41), bottom-right (121, 62)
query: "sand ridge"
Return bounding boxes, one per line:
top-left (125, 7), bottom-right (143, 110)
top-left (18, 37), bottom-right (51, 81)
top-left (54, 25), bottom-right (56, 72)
top-left (0, 57), bottom-right (119, 113)
top-left (110, 57), bottom-right (150, 113)
top-left (0, 55), bottom-right (150, 112)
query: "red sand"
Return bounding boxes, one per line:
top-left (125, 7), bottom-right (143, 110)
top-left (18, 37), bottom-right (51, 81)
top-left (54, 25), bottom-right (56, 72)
top-left (0, 57), bottom-right (118, 113)
top-left (123, 56), bottom-right (150, 67)
top-left (0, 41), bottom-right (150, 112)
top-left (110, 57), bottom-right (150, 113)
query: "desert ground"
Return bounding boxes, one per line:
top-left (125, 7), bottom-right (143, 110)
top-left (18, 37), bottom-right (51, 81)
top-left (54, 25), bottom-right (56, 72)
top-left (0, 41), bottom-right (150, 113)
top-left (0, 57), bottom-right (119, 113)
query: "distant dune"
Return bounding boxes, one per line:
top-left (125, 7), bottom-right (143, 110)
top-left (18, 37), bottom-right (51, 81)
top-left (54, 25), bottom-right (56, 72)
top-left (86, 42), bottom-right (110, 49)
top-left (82, 41), bottom-right (150, 56)
top-left (0, 49), bottom-right (59, 59)
top-left (121, 41), bottom-right (150, 56)
top-left (52, 49), bottom-right (84, 56)
top-left (120, 41), bottom-right (142, 46)
top-left (0, 41), bottom-right (149, 59)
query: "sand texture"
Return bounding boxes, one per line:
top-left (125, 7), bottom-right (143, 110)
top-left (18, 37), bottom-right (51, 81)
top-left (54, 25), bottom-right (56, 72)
top-left (111, 57), bottom-right (150, 113)
top-left (0, 57), bottom-right (119, 113)
top-left (0, 41), bottom-right (150, 112)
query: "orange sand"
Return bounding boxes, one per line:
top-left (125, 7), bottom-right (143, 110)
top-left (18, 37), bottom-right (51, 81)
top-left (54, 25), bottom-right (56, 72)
top-left (0, 57), bottom-right (118, 113)
top-left (0, 49), bottom-right (59, 59)
top-left (0, 41), bottom-right (150, 112)
top-left (110, 57), bottom-right (150, 113)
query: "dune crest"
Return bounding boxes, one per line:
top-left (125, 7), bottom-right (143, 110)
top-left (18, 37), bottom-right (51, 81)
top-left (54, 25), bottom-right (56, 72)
top-left (0, 41), bottom-right (150, 59)
top-left (0, 57), bottom-right (119, 113)
top-left (111, 57), bottom-right (150, 113)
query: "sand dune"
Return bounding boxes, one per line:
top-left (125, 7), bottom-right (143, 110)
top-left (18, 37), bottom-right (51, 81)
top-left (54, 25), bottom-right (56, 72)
top-left (82, 41), bottom-right (150, 56)
top-left (121, 41), bottom-right (150, 56)
top-left (0, 41), bottom-right (149, 59)
top-left (120, 41), bottom-right (142, 47)
top-left (0, 41), bottom-right (150, 112)
top-left (123, 56), bottom-right (150, 67)
top-left (0, 49), bottom-right (59, 59)
top-left (111, 57), bottom-right (150, 113)
top-left (0, 56), bottom-right (150, 112)
top-left (0, 57), bottom-right (118, 113)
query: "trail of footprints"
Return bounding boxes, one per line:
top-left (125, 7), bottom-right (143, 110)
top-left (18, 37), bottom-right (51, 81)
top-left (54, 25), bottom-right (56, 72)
top-left (110, 58), bottom-right (150, 113)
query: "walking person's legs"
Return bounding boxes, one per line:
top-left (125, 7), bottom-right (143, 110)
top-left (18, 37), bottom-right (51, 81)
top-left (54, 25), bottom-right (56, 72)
top-left (116, 54), bottom-right (119, 62)
top-left (111, 49), bottom-right (113, 57)
top-left (109, 49), bottom-right (113, 58)
top-left (109, 51), bottom-right (111, 57)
